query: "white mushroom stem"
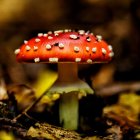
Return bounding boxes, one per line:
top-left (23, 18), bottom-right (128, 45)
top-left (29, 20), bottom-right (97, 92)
top-left (59, 91), bottom-right (78, 130)
top-left (48, 63), bottom-right (93, 130)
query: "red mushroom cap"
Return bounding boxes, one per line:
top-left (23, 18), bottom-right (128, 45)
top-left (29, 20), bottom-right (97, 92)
top-left (15, 30), bottom-right (114, 63)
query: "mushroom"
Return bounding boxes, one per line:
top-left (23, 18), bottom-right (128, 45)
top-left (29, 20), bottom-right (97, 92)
top-left (14, 30), bottom-right (114, 130)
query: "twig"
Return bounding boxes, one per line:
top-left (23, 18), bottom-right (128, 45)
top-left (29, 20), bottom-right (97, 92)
top-left (0, 118), bottom-right (27, 137)
top-left (12, 87), bottom-right (51, 122)
top-left (96, 81), bottom-right (140, 96)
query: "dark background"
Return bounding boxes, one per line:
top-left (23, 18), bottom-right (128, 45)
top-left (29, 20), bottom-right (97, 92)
top-left (0, 0), bottom-right (140, 87)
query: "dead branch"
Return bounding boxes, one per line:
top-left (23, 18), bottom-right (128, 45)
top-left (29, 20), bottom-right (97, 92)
top-left (95, 82), bottom-right (140, 96)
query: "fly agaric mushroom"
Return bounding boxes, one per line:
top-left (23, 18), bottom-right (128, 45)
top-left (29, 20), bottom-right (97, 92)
top-left (15, 30), bottom-right (114, 130)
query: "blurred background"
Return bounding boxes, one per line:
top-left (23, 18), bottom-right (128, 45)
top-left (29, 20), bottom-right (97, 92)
top-left (0, 0), bottom-right (140, 89)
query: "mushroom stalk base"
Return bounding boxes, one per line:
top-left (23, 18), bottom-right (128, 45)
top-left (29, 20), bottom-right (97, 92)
top-left (59, 92), bottom-right (78, 130)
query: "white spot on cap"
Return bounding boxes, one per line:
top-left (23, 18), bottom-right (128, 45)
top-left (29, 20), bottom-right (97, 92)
top-left (46, 44), bottom-right (51, 50)
top-left (26, 45), bottom-right (31, 51)
top-left (96, 35), bottom-right (102, 42)
top-left (86, 47), bottom-right (90, 51)
top-left (96, 35), bottom-right (102, 41)
top-left (85, 31), bottom-right (90, 35)
top-left (43, 34), bottom-right (48, 37)
top-left (108, 45), bottom-right (113, 51)
top-left (33, 46), bottom-right (38, 51)
top-left (54, 33), bottom-right (59, 36)
top-left (54, 30), bottom-right (63, 34)
top-left (92, 47), bottom-right (97, 53)
top-left (38, 33), bottom-right (43, 37)
top-left (48, 31), bottom-right (52, 34)
top-left (48, 36), bottom-right (53, 39)
top-left (34, 58), bottom-right (40, 63)
top-left (109, 52), bottom-right (114, 57)
top-left (74, 46), bottom-right (80, 52)
top-left (49, 58), bottom-right (58, 62)
top-left (64, 29), bottom-right (69, 32)
top-left (87, 59), bottom-right (92, 63)
top-left (14, 49), bottom-right (20, 55)
top-left (86, 37), bottom-right (91, 42)
top-left (75, 58), bottom-right (81, 62)
top-left (59, 43), bottom-right (64, 48)
top-left (102, 48), bottom-right (107, 54)
top-left (35, 38), bottom-right (40, 42)
top-left (70, 34), bottom-right (78, 39)
top-left (78, 30), bottom-right (85, 35)
top-left (24, 40), bottom-right (28, 44)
